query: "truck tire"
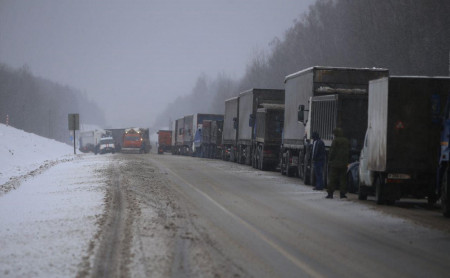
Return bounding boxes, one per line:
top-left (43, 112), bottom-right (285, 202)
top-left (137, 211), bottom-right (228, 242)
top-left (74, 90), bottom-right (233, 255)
top-left (303, 155), bottom-right (311, 185)
top-left (245, 146), bottom-right (252, 165)
top-left (298, 153), bottom-right (304, 179)
top-left (286, 152), bottom-right (295, 177)
top-left (442, 166), bottom-right (450, 217)
top-left (347, 172), bottom-right (356, 193)
top-left (280, 155), bottom-right (286, 175)
top-left (358, 183), bottom-right (368, 200)
top-left (252, 146), bottom-right (257, 169)
top-left (259, 147), bottom-right (266, 171)
top-left (375, 175), bottom-right (385, 205)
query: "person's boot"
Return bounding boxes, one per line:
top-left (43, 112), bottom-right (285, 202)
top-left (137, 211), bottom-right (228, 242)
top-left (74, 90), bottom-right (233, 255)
top-left (340, 193), bottom-right (347, 199)
top-left (325, 192), bottom-right (333, 199)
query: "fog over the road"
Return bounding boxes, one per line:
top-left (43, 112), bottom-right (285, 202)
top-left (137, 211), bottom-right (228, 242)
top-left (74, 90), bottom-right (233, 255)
top-left (0, 0), bottom-right (314, 127)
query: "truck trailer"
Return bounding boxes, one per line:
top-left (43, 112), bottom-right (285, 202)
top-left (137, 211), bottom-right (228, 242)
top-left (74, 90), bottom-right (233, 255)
top-left (199, 119), bottom-right (224, 158)
top-left (253, 103), bottom-right (284, 171)
top-left (237, 88), bottom-right (284, 165)
top-left (157, 130), bottom-right (172, 154)
top-left (79, 129), bottom-right (104, 153)
top-left (222, 97), bottom-right (239, 161)
top-left (185, 113), bottom-right (224, 156)
top-left (358, 76), bottom-right (450, 209)
top-left (281, 66), bottom-right (388, 178)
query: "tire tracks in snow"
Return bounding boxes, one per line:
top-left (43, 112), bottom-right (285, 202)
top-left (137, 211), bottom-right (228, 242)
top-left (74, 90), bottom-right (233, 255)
top-left (78, 160), bottom-right (135, 278)
top-left (0, 157), bottom-right (75, 196)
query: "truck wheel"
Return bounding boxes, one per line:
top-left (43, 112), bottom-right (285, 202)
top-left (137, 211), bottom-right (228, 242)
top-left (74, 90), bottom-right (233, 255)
top-left (347, 172), bottom-right (355, 193)
top-left (286, 152), bottom-right (294, 177)
top-left (358, 183), bottom-right (368, 200)
top-left (442, 167), bottom-right (450, 217)
top-left (252, 147), bottom-right (257, 169)
top-left (280, 156), bottom-right (286, 175)
top-left (245, 147), bottom-right (252, 165)
top-left (375, 175), bottom-right (385, 205)
top-left (298, 153), bottom-right (304, 179)
top-left (303, 155), bottom-right (311, 185)
top-left (259, 147), bottom-right (266, 171)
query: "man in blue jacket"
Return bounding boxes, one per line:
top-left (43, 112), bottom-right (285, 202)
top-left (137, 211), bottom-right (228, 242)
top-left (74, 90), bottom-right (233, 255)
top-left (312, 131), bottom-right (326, 191)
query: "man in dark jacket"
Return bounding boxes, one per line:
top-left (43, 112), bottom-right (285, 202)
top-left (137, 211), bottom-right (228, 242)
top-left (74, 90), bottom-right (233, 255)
top-left (327, 128), bottom-right (349, 199)
top-left (312, 131), bottom-right (326, 190)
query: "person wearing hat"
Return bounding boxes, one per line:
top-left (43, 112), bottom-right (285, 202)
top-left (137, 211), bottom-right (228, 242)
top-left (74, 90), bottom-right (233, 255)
top-left (327, 128), bottom-right (349, 199)
top-left (311, 131), bottom-right (325, 191)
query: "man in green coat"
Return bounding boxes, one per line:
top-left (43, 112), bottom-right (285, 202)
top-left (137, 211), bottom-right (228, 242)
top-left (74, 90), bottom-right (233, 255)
top-left (327, 128), bottom-right (349, 199)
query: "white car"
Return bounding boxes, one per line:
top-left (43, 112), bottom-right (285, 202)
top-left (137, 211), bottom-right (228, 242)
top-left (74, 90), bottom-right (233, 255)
top-left (95, 137), bottom-right (116, 154)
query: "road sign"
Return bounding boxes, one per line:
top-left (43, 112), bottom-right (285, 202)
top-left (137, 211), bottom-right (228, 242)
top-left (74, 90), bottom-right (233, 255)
top-left (68, 113), bottom-right (79, 154)
top-left (68, 114), bottom-right (79, 130)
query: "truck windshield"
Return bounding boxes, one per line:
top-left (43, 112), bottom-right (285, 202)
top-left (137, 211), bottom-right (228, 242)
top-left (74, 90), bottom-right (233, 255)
top-left (125, 136), bottom-right (140, 141)
top-left (101, 139), bottom-right (114, 144)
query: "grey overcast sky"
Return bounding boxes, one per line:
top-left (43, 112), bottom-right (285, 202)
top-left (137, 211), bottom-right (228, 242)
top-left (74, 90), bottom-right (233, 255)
top-left (0, 0), bottom-right (314, 128)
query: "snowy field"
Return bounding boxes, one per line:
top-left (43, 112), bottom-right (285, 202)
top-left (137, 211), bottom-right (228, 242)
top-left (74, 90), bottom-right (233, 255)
top-left (0, 124), bottom-right (109, 277)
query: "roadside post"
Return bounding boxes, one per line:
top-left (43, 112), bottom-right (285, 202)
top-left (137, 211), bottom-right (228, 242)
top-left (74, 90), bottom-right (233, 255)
top-left (68, 113), bottom-right (79, 154)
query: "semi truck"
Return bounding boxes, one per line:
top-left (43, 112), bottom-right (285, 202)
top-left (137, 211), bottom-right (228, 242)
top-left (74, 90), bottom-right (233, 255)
top-left (121, 128), bottom-right (150, 153)
top-left (157, 130), bottom-right (172, 154)
top-left (222, 97), bottom-right (239, 161)
top-left (281, 66), bottom-right (388, 178)
top-left (358, 76), bottom-right (450, 210)
top-left (298, 92), bottom-right (368, 186)
top-left (252, 103), bottom-right (284, 170)
top-left (199, 119), bottom-right (224, 158)
top-left (237, 88), bottom-right (285, 165)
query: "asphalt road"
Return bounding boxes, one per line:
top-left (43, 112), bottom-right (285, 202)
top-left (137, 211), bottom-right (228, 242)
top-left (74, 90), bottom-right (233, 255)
top-left (142, 153), bottom-right (450, 278)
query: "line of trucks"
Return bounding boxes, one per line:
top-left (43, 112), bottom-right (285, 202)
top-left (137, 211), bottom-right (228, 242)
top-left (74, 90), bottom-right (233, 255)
top-left (159, 66), bottom-right (450, 217)
top-left (79, 127), bottom-right (151, 154)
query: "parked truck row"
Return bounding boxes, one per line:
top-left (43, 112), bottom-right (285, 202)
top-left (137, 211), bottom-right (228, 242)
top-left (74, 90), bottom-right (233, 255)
top-left (162, 66), bottom-right (450, 217)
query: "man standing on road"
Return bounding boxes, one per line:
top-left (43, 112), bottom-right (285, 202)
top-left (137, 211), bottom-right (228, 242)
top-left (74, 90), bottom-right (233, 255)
top-left (326, 128), bottom-right (349, 199)
top-left (312, 132), bottom-right (325, 191)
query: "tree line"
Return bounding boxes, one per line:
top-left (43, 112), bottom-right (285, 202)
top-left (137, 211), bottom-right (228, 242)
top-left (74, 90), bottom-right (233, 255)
top-left (153, 0), bottom-right (450, 129)
top-left (0, 64), bottom-right (105, 143)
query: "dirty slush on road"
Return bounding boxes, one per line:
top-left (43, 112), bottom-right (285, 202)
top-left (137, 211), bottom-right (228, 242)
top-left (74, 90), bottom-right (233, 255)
top-left (77, 154), bottom-right (244, 278)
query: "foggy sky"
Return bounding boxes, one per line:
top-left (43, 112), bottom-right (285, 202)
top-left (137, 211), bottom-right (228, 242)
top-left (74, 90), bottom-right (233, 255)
top-left (0, 0), bottom-right (314, 128)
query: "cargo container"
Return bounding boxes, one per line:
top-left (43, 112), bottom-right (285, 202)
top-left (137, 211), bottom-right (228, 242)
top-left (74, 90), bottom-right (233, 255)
top-left (199, 119), bottom-right (224, 158)
top-left (358, 76), bottom-right (450, 207)
top-left (253, 103), bottom-right (284, 170)
top-left (222, 97), bottom-right (239, 161)
top-left (237, 89), bottom-right (284, 165)
top-left (157, 130), bottom-right (172, 154)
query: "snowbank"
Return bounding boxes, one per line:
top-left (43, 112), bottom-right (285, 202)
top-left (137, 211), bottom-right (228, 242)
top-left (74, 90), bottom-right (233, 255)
top-left (0, 123), bottom-right (109, 277)
top-left (0, 124), bottom-right (73, 185)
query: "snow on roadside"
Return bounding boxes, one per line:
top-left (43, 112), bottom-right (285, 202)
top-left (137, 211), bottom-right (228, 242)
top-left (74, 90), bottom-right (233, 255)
top-left (0, 154), bottom-right (109, 277)
top-left (0, 123), bottom-right (73, 186)
top-left (0, 124), bottom-right (110, 277)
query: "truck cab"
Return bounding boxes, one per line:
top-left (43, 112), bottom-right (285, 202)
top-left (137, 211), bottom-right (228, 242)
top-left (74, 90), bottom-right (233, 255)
top-left (96, 136), bottom-right (116, 154)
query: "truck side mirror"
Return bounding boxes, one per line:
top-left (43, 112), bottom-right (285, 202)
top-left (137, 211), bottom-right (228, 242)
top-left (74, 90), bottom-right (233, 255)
top-left (249, 114), bottom-right (255, 127)
top-left (298, 105), bottom-right (305, 123)
top-left (233, 117), bottom-right (238, 129)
